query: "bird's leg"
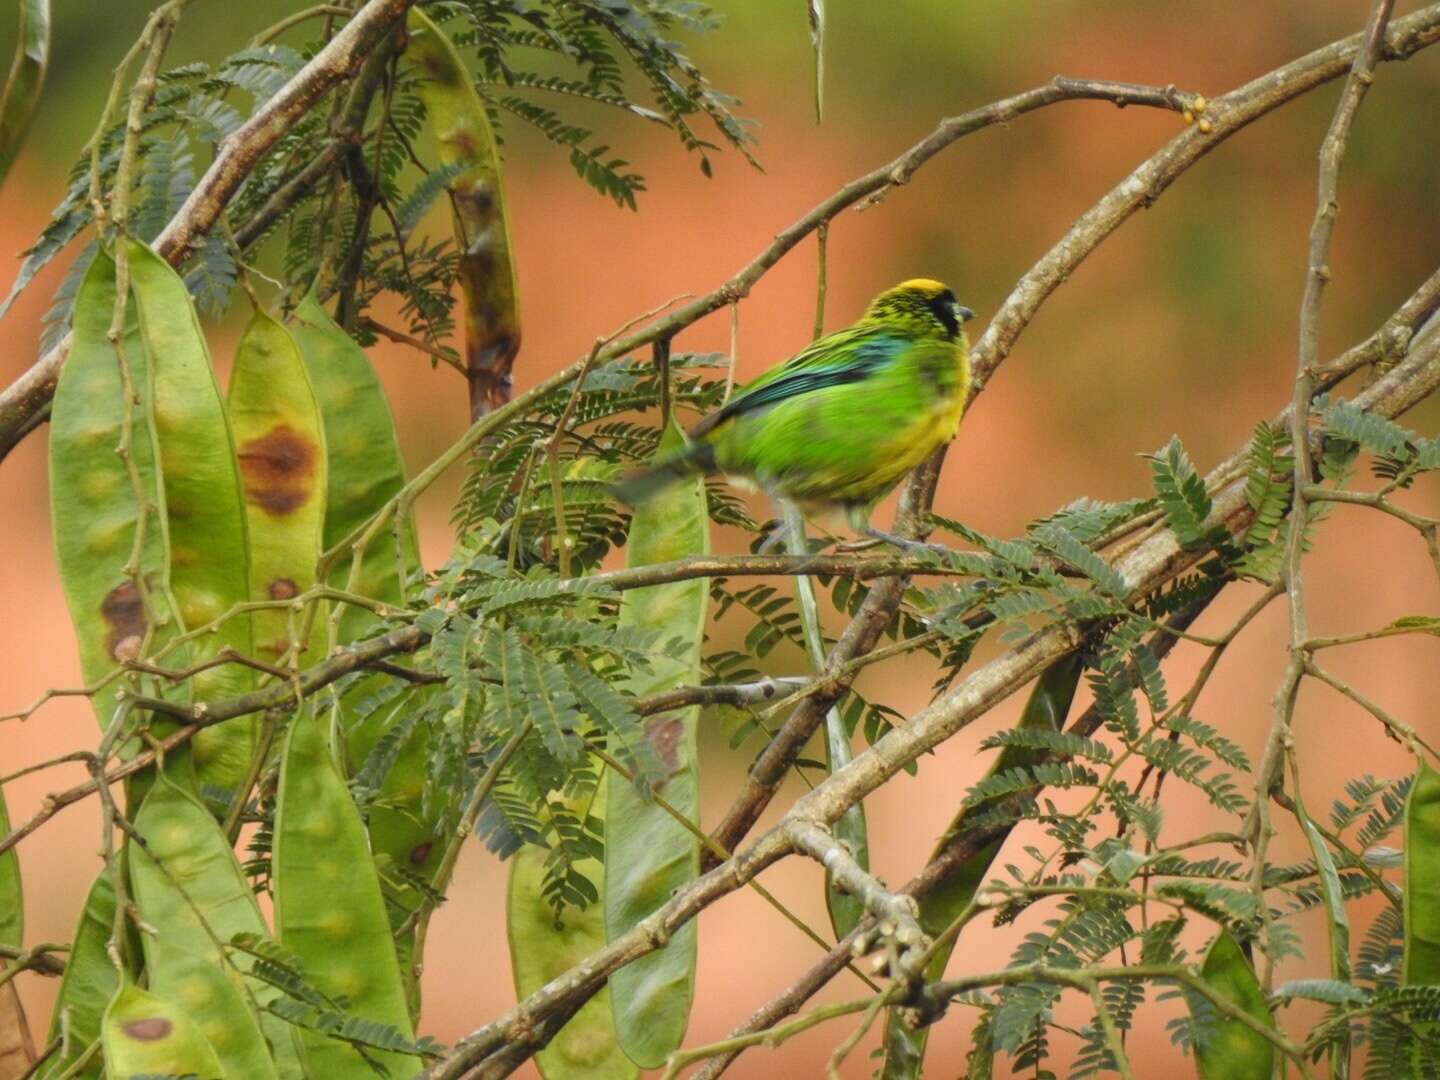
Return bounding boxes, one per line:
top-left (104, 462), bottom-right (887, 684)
top-left (758, 497), bottom-right (836, 554)
top-left (756, 516), bottom-right (795, 554)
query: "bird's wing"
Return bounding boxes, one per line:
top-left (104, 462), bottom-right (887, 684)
top-left (691, 327), bottom-right (903, 439)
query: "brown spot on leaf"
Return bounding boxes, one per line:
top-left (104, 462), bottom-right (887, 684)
top-left (122, 1017), bottom-right (172, 1041)
top-left (101, 582), bottom-right (146, 660)
top-left (237, 425), bottom-right (317, 516)
top-left (454, 182), bottom-right (493, 218)
top-left (409, 841), bottom-right (433, 866)
top-left (645, 716), bottom-right (685, 777)
top-left (268, 578), bottom-right (300, 600)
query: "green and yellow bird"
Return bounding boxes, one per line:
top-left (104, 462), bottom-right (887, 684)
top-left (614, 278), bottom-right (975, 546)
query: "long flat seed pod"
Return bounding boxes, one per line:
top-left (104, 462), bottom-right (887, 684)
top-left (782, 504), bottom-right (869, 938)
top-left (274, 703), bottom-right (416, 1078)
top-left (286, 292), bottom-right (417, 637)
top-left (227, 310), bottom-right (328, 668)
top-left (36, 870), bottom-right (120, 1079)
top-left (509, 781), bottom-right (638, 1080)
top-left (0, 783), bottom-right (34, 1078)
top-left (101, 983), bottom-right (225, 1080)
top-left (881, 652), bottom-right (1084, 1079)
top-left (604, 419), bottom-right (706, 1068)
top-left (286, 293), bottom-right (437, 1015)
top-left (1192, 930), bottom-right (1275, 1080)
top-left (50, 252), bottom-right (177, 722)
top-left (406, 6), bottom-right (520, 419)
top-left (1403, 759), bottom-right (1440, 1077)
top-left (1404, 761), bottom-right (1440, 985)
top-left (129, 764), bottom-right (302, 1078)
top-left (0, 0), bottom-right (49, 190)
top-left (126, 238), bottom-right (254, 795)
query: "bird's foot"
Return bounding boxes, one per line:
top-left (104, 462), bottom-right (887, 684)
top-left (865, 527), bottom-right (953, 560)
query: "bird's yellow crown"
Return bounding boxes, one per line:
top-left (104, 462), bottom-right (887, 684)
top-left (893, 277), bottom-right (951, 297)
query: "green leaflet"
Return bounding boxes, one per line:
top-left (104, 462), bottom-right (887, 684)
top-left (0, 0), bottom-right (49, 190)
top-left (274, 704), bottom-right (416, 1078)
top-left (101, 983), bottom-right (225, 1080)
top-left (782, 503), bottom-right (868, 938)
top-left (604, 419), bottom-right (706, 1068)
top-left (0, 781), bottom-right (34, 1075)
top-left (127, 238), bottom-right (254, 795)
top-left (881, 653), bottom-right (1084, 1078)
top-left (1404, 761), bottom-right (1440, 983)
top-left (406, 5), bottom-right (520, 419)
top-left (227, 309), bottom-right (328, 669)
top-left (1193, 930), bottom-right (1275, 1080)
top-left (508, 780), bottom-right (638, 1080)
top-left (38, 870), bottom-right (123, 1080)
top-left (129, 765), bottom-right (302, 1078)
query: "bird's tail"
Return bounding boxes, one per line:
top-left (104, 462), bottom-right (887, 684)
top-left (611, 444), bottom-right (713, 506)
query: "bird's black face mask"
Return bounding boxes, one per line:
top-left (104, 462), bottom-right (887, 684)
top-left (927, 290), bottom-right (975, 339)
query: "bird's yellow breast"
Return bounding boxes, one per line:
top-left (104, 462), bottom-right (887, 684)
top-left (870, 392), bottom-right (966, 482)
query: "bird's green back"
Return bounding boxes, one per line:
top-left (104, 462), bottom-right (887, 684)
top-left (694, 295), bottom-right (970, 510)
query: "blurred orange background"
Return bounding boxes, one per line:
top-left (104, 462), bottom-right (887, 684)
top-left (2, 1), bottom-right (1439, 1075)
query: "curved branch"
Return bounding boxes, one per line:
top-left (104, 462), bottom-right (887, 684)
top-left (971, 1), bottom-right (1440, 386)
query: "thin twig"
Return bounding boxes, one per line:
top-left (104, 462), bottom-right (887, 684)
top-left (251, 4), bottom-right (352, 47)
top-left (1249, 0), bottom-right (1394, 991)
top-left (361, 317), bottom-right (465, 374)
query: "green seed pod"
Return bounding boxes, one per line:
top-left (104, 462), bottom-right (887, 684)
top-left (1192, 929), bottom-right (1275, 1080)
top-left (881, 653), bottom-right (1084, 1078)
top-left (101, 983), bottom-right (225, 1080)
top-left (0, 782), bottom-right (34, 1074)
top-left (50, 252), bottom-right (179, 718)
top-left (129, 765), bottom-right (302, 1077)
top-left (782, 503), bottom-right (869, 939)
top-left (0, 783), bottom-right (20, 954)
top-left (226, 309), bottom-right (328, 667)
top-left (287, 293), bottom-right (439, 1017)
top-left (405, 6), bottom-right (520, 418)
top-left (39, 870), bottom-right (124, 1079)
top-left (0, 0), bottom-right (49, 192)
top-left (126, 239), bottom-right (254, 795)
top-left (508, 782), bottom-right (637, 1080)
top-left (286, 292), bottom-right (417, 631)
top-left (1404, 761), bottom-right (1440, 983)
top-left (604, 419), bottom-right (706, 1068)
top-left (274, 704), bottom-right (415, 1077)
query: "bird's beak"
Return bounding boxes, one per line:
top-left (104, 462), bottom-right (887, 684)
top-left (954, 303), bottom-right (976, 323)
